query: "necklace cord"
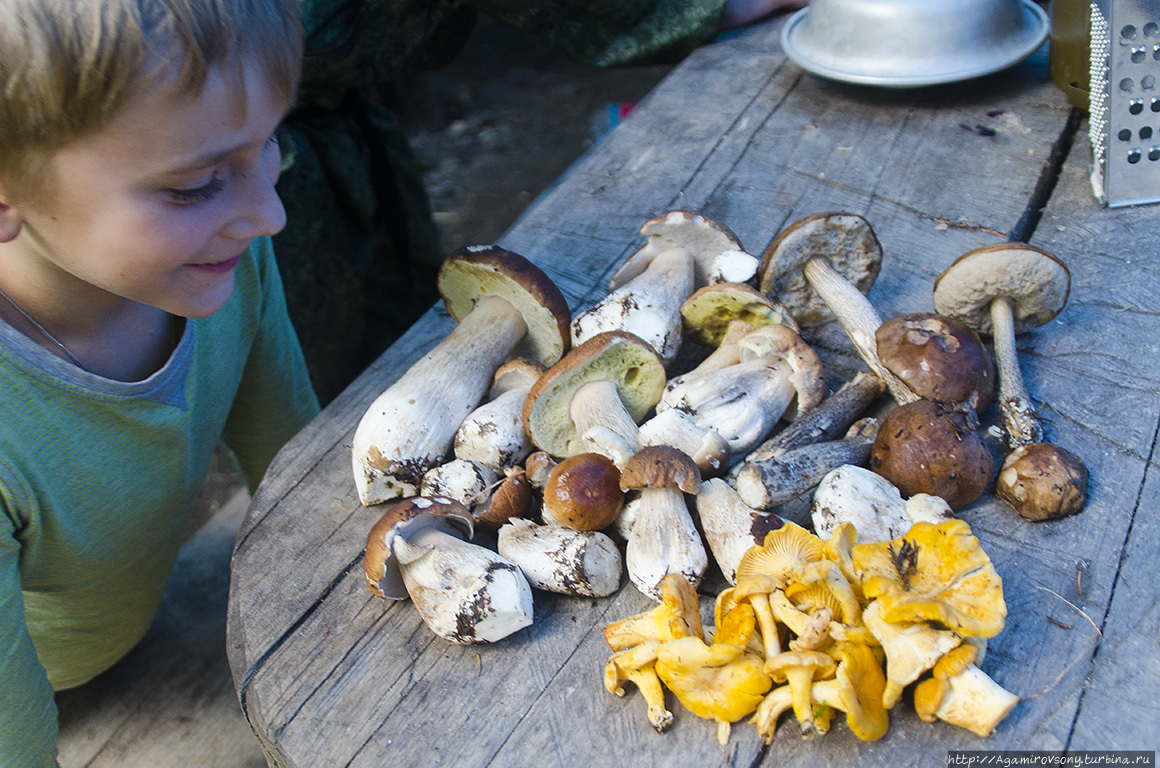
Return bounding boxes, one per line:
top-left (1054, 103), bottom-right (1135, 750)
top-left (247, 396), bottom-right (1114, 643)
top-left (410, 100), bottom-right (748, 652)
top-left (0, 284), bottom-right (87, 370)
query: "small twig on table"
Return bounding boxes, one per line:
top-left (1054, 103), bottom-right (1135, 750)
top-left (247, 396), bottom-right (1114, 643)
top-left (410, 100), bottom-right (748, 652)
top-left (1020, 586), bottom-right (1102, 702)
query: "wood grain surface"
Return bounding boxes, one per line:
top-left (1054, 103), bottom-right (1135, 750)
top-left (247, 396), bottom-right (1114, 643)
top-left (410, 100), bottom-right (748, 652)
top-left (228, 15), bottom-right (1158, 767)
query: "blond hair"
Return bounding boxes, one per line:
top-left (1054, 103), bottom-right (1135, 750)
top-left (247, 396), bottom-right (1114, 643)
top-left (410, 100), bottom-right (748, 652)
top-left (0, 0), bottom-right (303, 202)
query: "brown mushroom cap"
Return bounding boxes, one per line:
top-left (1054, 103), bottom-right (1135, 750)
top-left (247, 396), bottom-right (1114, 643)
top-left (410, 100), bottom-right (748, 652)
top-left (522, 331), bottom-right (666, 458)
top-left (438, 246), bottom-right (572, 366)
top-left (757, 212), bottom-right (883, 326)
top-left (490, 357), bottom-right (547, 397)
top-left (619, 445), bottom-right (702, 494)
top-left (995, 442), bottom-right (1089, 521)
top-left (869, 399), bottom-right (994, 510)
top-left (932, 243), bottom-right (1071, 336)
top-left (542, 453), bottom-right (625, 530)
top-left (610, 210), bottom-right (745, 290)
top-left (680, 282), bottom-right (799, 347)
top-left (876, 312), bottom-right (995, 413)
top-left (473, 471), bottom-right (534, 531)
top-left (363, 498), bottom-right (474, 599)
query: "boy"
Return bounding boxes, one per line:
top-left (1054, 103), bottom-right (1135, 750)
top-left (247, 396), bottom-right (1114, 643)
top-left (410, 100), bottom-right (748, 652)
top-left (0, 0), bottom-right (319, 764)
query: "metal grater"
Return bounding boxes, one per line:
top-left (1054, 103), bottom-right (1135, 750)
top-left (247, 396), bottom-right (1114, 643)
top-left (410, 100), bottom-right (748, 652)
top-left (1089, 0), bottom-right (1160, 206)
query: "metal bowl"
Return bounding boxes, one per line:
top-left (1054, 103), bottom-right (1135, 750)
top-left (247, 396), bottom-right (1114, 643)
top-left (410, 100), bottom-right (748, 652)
top-left (781, 0), bottom-right (1049, 87)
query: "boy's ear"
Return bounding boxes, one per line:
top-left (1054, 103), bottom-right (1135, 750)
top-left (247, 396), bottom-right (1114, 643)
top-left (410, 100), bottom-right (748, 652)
top-left (0, 197), bottom-right (22, 243)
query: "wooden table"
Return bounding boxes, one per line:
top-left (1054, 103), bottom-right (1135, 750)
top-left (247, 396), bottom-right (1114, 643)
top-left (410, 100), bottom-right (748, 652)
top-left (227, 14), bottom-right (1159, 766)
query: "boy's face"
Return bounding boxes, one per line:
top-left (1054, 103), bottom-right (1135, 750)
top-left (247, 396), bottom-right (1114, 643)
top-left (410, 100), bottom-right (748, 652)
top-left (1, 56), bottom-right (290, 319)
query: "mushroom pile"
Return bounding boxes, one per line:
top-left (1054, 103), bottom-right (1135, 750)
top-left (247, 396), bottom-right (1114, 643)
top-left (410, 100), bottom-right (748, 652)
top-left (602, 517), bottom-right (1017, 744)
top-left (351, 210), bottom-right (1087, 664)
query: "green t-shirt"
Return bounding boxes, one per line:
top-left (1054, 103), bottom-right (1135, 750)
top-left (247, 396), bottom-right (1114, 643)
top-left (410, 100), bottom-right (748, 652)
top-left (0, 237), bottom-right (320, 767)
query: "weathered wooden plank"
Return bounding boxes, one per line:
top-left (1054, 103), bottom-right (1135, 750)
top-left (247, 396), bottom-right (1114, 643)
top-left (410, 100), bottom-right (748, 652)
top-left (228, 14), bottom-right (1155, 766)
top-left (1029, 122), bottom-right (1160, 750)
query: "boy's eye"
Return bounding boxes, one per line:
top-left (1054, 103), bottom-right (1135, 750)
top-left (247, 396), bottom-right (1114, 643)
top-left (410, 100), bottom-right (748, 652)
top-left (166, 174), bottom-right (226, 205)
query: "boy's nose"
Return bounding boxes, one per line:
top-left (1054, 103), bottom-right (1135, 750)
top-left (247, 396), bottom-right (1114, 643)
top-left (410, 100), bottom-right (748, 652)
top-left (221, 152), bottom-right (287, 239)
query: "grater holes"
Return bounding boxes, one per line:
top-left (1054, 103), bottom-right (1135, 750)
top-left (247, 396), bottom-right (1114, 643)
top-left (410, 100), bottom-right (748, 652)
top-left (1154, 44), bottom-right (1160, 61)
top-left (1150, 147), bottom-right (1160, 161)
top-left (1146, 22), bottom-right (1160, 37)
top-left (1134, 47), bottom-right (1148, 63)
top-left (1129, 148), bottom-right (1143, 163)
top-left (1130, 98), bottom-right (1145, 114)
top-left (1144, 75), bottom-right (1157, 90)
top-left (1142, 127), bottom-right (1154, 140)
top-left (1152, 97), bottom-right (1160, 112)
top-left (1120, 128), bottom-right (1134, 141)
top-left (1121, 78), bottom-right (1136, 92)
top-left (1122, 25), bottom-right (1139, 42)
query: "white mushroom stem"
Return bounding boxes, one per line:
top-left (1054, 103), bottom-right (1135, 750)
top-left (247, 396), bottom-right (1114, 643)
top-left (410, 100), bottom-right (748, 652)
top-left (696, 478), bottom-right (785, 584)
top-left (663, 319), bottom-right (754, 393)
top-left (626, 485), bottom-right (708, 600)
top-left (353, 295), bottom-right (528, 505)
top-left (990, 296), bottom-right (1045, 448)
top-left (658, 357), bottom-right (797, 456)
top-left (454, 376), bottom-right (538, 470)
top-left (808, 464), bottom-right (912, 543)
top-left (393, 525), bottom-right (534, 644)
top-left (569, 380), bottom-right (643, 461)
top-left (572, 247), bottom-right (695, 364)
top-left (497, 518), bottom-right (622, 597)
top-left (801, 257), bottom-right (918, 405)
top-left (931, 664), bottom-right (1019, 738)
top-left (419, 459), bottom-right (499, 510)
top-left (638, 409), bottom-right (730, 477)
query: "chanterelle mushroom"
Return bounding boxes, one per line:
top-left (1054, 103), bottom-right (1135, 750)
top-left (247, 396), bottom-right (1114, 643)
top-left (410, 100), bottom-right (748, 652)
top-left (604, 572), bottom-right (705, 650)
top-left (932, 243), bottom-right (1088, 520)
top-left (619, 445), bottom-right (708, 600)
top-left (757, 212), bottom-right (918, 405)
top-left (352, 246), bottom-right (570, 504)
top-left (523, 331), bottom-right (666, 465)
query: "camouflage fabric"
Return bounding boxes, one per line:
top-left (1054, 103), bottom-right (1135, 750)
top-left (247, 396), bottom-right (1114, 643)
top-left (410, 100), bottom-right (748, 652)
top-left (276, 0), bottom-right (730, 403)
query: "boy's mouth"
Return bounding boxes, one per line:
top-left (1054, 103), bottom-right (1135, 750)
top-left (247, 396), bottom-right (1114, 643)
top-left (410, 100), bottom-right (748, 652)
top-left (188, 254), bottom-right (242, 274)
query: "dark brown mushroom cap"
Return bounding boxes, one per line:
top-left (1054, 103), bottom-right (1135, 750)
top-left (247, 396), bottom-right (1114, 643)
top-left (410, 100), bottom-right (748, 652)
top-left (438, 246), bottom-right (572, 366)
top-left (757, 212), bottom-right (883, 326)
top-left (995, 442), bottom-right (1089, 521)
top-left (680, 282), bottom-right (799, 347)
top-left (522, 331), bottom-right (666, 458)
top-left (363, 499), bottom-right (474, 599)
top-left (619, 445), bottom-right (702, 494)
top-left (932, 243), bottom-right (1071, 336)
top-left (876, 312), bottom-right (995, 413)
top-left (869, 399), bottom-right (994, 510)
top-left (542, 453), bottom-right (625, 531)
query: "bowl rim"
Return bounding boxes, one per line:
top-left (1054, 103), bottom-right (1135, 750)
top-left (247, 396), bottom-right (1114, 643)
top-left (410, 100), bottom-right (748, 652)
top-left (780, 0), bottom-right (1050, 88)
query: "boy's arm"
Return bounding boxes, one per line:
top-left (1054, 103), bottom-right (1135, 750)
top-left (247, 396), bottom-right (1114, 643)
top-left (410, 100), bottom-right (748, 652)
top-left (0, 520), bottom-right (60, 768)
top-left (220, 242), bottom-right (321, 492)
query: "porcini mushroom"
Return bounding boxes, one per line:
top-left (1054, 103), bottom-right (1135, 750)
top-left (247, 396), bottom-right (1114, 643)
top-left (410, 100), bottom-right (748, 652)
top-left (571, 246), bottom-right (695, 364)
top-left (453, 358), bottom-right (546, 471)
top-left (809, 464), bottom-right (916, 544)
top-left (388, 508), bottom-right (535, 644)
top-left (875, 312), bottom-right (995, 414)
top-left (610, 210), bottom-right (758, 291)
top-left (619, 445), bottom-right (708, 600)
top-left (757, 212), bottom-right (918, 405)
top-left (352, 246), bottom-right (570, 504)
top-left (496, 518), bottom-right (622, 597)
top-left (540, 452), bottom-right (625, 530)
top-left (680, 282), bottom-right (798, 348)
top-left (419, 458), bottom-right (498, 510)
top-left (363, 496), bottom-right (474, 599)
top-left (913, 645), bottom-right (1019, 737)
top-left (868, 398), bottom-right (993, 510)
top-left (657, 324), bottom-right (825, 457)
top-left (638, 408), bottom-right (731, 477)
top-left (932, 243), bottom-right (1088, 520)
top-left (523, 331), bottom-right (667, 465)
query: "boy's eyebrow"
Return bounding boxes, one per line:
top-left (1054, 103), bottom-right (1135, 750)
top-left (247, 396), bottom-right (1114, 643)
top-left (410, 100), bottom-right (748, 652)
top-left (165, 140), bottom-right (255, 175)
